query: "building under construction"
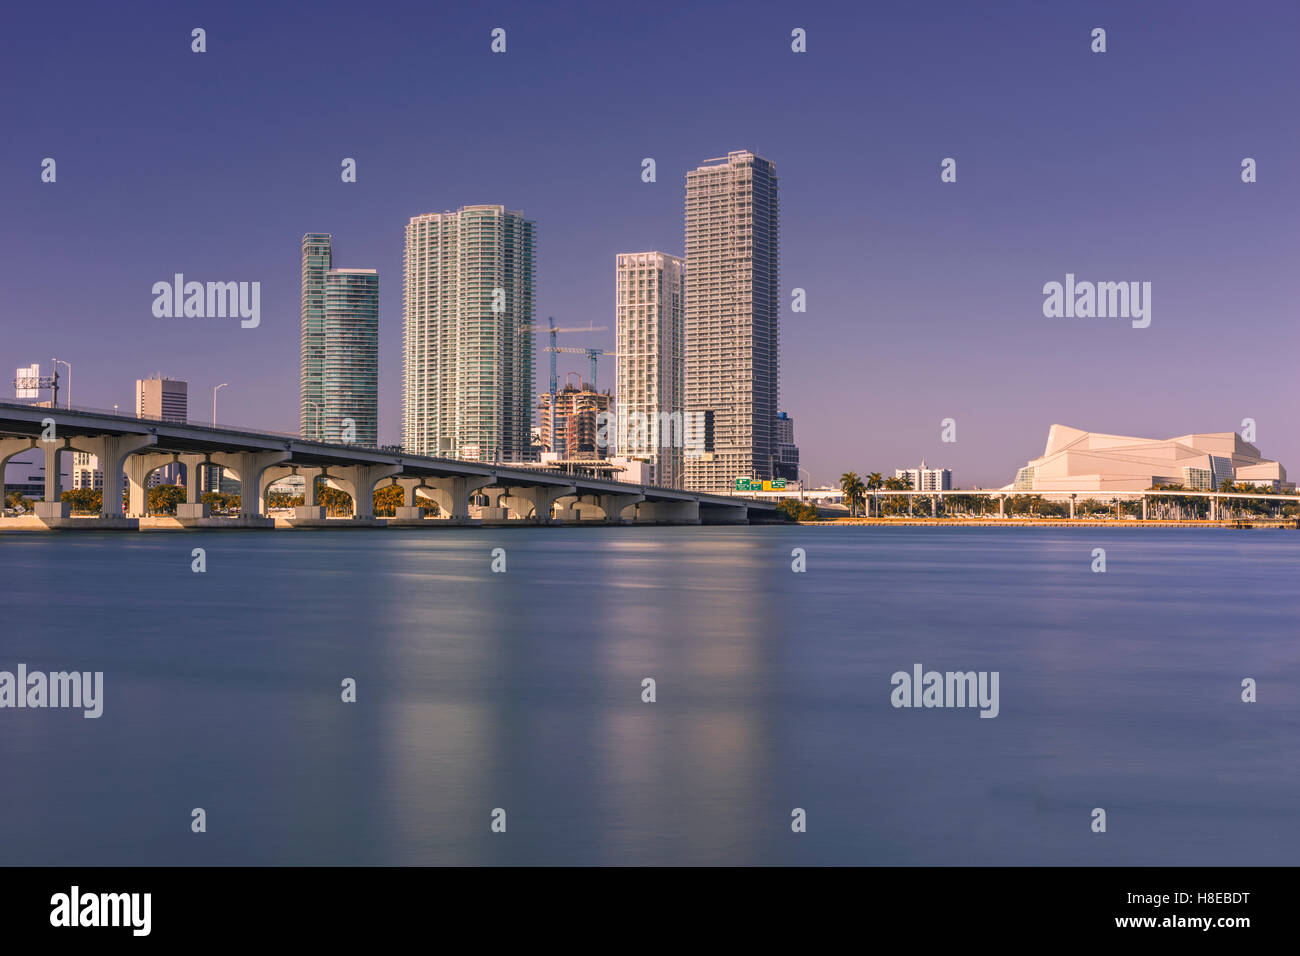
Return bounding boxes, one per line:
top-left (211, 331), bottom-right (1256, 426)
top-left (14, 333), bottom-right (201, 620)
top-left (538, 381), bottom-right (613, 459)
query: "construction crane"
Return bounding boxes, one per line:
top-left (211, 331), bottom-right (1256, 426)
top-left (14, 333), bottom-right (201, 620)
top-left (547, 346), bottom-right (616, 390)
top-left (517, 317), bottom-right (613, 454)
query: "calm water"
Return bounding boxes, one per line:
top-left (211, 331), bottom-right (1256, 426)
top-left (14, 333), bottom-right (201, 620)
top-left (1, 527), bottom-right (1298, 866)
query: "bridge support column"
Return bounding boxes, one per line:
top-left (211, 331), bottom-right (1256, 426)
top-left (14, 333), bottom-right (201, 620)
top-left (1141, 496), bottom-right (1148, 520)
top-left (508, 485), bottom-right (577, 525)
top-left (552, 494), bottom-right (581, 522)
top-left (636, 500), bottom-right (701, 525)
top-left (908, 495), bottom-right (913, 517)
top-left (1210, 495), bottom-right (1217, 521)
top-left (998, 495), bottom-right (1006, 519)
top-left (1069, 494), bottom-right (1076, 519)
top-left (34, 438), bottom-right (70, 518)
top-left (594, 493), bottom-right (644, 524)
top-left (424, 475), bottom-right (492, 523)
top-left (126, 452), bottom-right (180, 517)
top-left (75, 434), bottom-right (157, 518)
top-left (0, 438), bottom-right (36, 513)
top-left (288, 467), bottom-right (326, 519)
top-left (393, 477), bottom-right (430, 519)
top-left (699, 501), bottom-right (749, 525)
top-left (329, 464), bottom-right (403, 520)
top-left (930, 496), bottom-right (937, 518)
top-left (210, 450), bottom-right (290, 523)
top-left (177, 454), bottom-right (211, 518)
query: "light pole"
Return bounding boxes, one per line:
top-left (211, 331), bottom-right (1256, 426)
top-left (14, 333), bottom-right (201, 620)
top-left (304, 400), bottom-right (322, 440)
top-left (212, 383), bottom-right (228, 426)
top-left (52, 358), bottom-right (71, 408)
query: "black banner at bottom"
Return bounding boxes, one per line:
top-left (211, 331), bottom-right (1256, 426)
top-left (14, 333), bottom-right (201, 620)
top-left (0, 866), bottom-right (1279, 941)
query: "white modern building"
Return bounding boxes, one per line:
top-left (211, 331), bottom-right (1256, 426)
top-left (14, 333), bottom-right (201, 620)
top-left (615, 251), bottom-right (685, 487)
top-left (896, 462), bottom-right (952, 491)
top-left (1008, 424), bottom-right (1291, 492)
top-left (403, 205), bottom-right (536, 462)
top-left (683, 150), bottom-right (781, 493)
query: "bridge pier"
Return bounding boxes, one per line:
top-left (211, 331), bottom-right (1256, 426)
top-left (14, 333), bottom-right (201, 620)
top-left (424, 475), bottom-right (492, 524)
top-left (210, 450), bottom-right (289, 525)
top-left (507, 485), bottom-right (577, 525)
top-left (126, 452), bottom-right (181, 517)
top-left (327, 464), bottom-right (403, 520)
top-left (177, 454), bottom-right (211, 518)
top-left (593, 492), bottom-right (643, 524)
top-left (998, 495), bottom-right (1006, 519)
top-left (391, 477), bottom-right (430, 520)
top-left (0, 438), bottom-right (36, 514)
top-left (34, 438), bottom-right (70, 519)
top-left (74, 434), bottom-right (156, 519)
top-left (1141, 496), bottom-right (1148, 520)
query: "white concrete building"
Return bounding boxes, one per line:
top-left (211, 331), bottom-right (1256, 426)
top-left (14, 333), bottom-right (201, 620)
top-left (615, 251), bottom-right (685, 487)
top-left (1008, 424), bottom-right (1290, 492)
top-left (896, 462), bottom-right (952, 491)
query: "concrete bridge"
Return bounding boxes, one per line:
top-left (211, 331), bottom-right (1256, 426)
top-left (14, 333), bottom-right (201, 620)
top-left (0, 401), bottom-right (778, 529)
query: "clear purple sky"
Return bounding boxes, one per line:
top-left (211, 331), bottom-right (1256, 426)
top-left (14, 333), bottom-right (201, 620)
top-left (2, 0), bottom-right (1296, 487)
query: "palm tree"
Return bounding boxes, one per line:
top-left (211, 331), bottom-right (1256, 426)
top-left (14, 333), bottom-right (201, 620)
top-left (839, 471), bottom-right (865, 517)
top-left (865, 472), bottom-right (883, 518)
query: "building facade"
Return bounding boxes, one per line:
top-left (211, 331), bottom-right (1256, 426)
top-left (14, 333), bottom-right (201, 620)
top-left (896, 462), bottom-right (953, 491)
top-left (323, 268), bottom-right (379, 446)
top-left (1008, 424), bottom-right (1291, 492)
top-left (615, 251), bottom-right (685, 487)
top-left (403, 205), bottom-right (536, 462)
top-left (682, 151), bottom-right (780, 492)
top-left (300, 233), bottom-right (332, 440)
top-left (774, 410), bottom-right (799, 482)
top-left (136, 376), bottom-right (187, 423)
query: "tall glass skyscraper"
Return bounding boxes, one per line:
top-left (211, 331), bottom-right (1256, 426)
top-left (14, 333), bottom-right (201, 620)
top-left (323, 269), bottom-right (379, 446)
top-left (300, 233), bottom-right (332, 440)
top-left (682, 151), bottom-right (780, 493)
top-left (403, 205), bottom-right (536, 462)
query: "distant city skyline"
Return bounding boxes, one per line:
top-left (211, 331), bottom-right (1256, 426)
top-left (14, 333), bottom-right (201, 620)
top-left (3, 2), bottom-right (1296, 487)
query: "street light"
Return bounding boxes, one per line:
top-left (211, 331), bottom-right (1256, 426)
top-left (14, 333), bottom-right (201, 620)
top-left (51, 358), bottom-right (71, 408)
top-left (212, 383), bottom-right (228, 426)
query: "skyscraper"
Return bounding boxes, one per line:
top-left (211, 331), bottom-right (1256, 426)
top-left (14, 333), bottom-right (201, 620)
top-left (300, 233), bottom-right (332, 440)
top-left (682, 150), bottom-right (780, 492)
top-left (403, 205), bottom-right (536, 462)
top-left (615, 251), bottom-right (685, 487)
top-left (323, 269), bottom-right (379, 446)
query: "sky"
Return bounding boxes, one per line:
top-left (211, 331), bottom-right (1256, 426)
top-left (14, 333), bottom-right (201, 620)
top-left (2, 0), bottom-right (1296, 488)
